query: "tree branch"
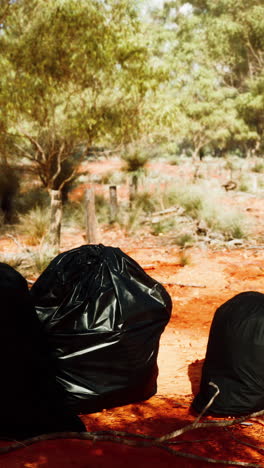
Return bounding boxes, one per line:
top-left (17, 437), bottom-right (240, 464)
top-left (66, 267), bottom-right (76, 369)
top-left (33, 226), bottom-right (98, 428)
top-left (14, 144), bottom-right (36, 162)
top-left (58, 166), bottom-right (77, 191)
top-left (22, 133), bottom-right (47, 164)
top-left (0, 0), bottom-right (11, 24)
top-left (224, 428), bottom-right (264, 456)
top-left (245, 36), bottom-right (264, 74)
top-left (50, 142), bottom-right (65, 187)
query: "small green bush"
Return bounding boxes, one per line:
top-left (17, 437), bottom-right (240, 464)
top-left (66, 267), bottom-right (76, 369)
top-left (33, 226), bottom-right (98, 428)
top-left (18, 206), bottom-right (50, 245)
top-left (122, 148), bottom-right (148, 173)
top-left (174, 233), bottom-right (195, 247)
top-left (17, 186), bottom-right (49, 213)
top-left (224, 157), bottom-right (244, 172)
top-left (100, 171), bottom-right (126, 185)
top-left (209, 212), bottom-right (247, 240)
top-left (178, 251), bottom-right (191, 266)
top-left (181, 193), bottom-right (203, 218)
top-left (238, 182), bottom-right (250, 192)
top-left (151, 218), bottom-right (176, 236)
top-left (230, 223), bottom-right (246, 239)
top-left (125, 205), bottom-right (144, 234)
top-left (63, 201), bottom-right (86, 229)
top-left (169, 158), bottom-right (180, 166)
top-left (161, 186), bottom-right (181, 207)
top-left (95, 193), bottom-right (110, 224)
top-left (162, 185), bottom-right (205, 219)
top-left (31, 250), bottom-right (53, 275)
top-left (252, 162), bottom-right (264, 173)
top-left (63, 195), bottom-right (110, 229)
top-left (100, 171), bottom-right (114, 185)
top-left (258, 178), bottom-right (264, 189)
top-left (0, 254), bottom-right (23, 270)
top-left (133, 191), bottom-right (158, 214)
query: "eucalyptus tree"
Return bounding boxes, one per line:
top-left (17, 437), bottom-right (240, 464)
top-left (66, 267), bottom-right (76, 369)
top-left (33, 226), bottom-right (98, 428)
top-left (1, 0), bottom-right (152, 250)
top-left (175, 0), bottom-right (264, 157)
top-left (144, 1), bottom-right (258, 160)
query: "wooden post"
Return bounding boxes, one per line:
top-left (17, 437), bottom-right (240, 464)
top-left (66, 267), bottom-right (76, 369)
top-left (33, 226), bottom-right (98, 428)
top-left (129, 174), bottom-right (138, 207)
top-left (109, 185), bottom-right (118, 223)
top-left (251, 173), bottom-right (257, 192)
top-left (47, 189), bottom-right (62, 253)
top-left (85, 186), bottom-right (97, 244)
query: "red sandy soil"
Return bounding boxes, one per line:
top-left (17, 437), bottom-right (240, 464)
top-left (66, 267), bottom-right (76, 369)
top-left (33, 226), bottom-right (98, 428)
top-left (0, 159), bottom-right (264, 467)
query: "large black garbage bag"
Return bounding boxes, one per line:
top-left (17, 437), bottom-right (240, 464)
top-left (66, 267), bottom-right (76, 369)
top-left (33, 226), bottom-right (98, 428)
top-left (192, 291), bottom-right (264, 416)
top-left (30, 244), bottom-right (172, 414)
top-left (0, 263), bottom-right (85, 439)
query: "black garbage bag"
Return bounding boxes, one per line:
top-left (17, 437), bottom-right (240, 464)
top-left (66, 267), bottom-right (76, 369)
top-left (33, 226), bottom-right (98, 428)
top-left (192, 291), bottom-right (264, 416)
top-left (0, 263), bottom-right (85, 439)
top-left (30, 244), bottom-right (172, 414)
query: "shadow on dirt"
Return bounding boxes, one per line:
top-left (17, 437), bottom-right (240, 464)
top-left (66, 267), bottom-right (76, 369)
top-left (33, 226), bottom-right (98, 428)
top-left (188, 359), bottom-right (204, 396)
top-left (0, 395), bottom-right (263, 468)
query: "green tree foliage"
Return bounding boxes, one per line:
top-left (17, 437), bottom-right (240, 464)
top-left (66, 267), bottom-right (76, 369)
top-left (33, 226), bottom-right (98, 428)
top-left (0, 0), bottom-right (153, 247)
top-left (3, 0), bottom-right (151, 173)
top-left (174, 0), bottom-right (264, 156)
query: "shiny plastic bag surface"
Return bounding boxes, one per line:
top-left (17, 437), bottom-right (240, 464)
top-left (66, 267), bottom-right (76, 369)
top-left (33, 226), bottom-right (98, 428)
top-left (31, 244), bottom-right (172, 414)
top-left (0, 262), bottom-right (85, 438)
top-left (192, 291), bottom-right (264, 415)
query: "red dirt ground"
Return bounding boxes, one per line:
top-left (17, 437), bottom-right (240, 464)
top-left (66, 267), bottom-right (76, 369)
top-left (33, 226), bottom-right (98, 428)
top-left (0, 159), bottom-right (264, 468)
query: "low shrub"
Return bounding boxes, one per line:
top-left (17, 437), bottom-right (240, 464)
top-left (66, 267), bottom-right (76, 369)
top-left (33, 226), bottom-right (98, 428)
top-left (31, 250), bottom-right (54, 275)
top-left (151, 218), bottom-right (176, 236)
top-left (205, 210), bottom-right (247, 240)
top-left (162, 184), bottom-right (206, 219)
top-left (0, 253), bottom-right (23, 270)
top-left (175, 233), bottom-right (195, 248)
top-left (18, 206), bottom-right (50, 245)
top-left (133, 191), bottom-right (158, 214)
top-left (122, 149), bottom-right (148, 173)
top-left (178, 250), bottom-right (191, 266)
top-left (252, 162), bottom-right (264, 173)
top-left (17, 186), bottom-right (49, 213)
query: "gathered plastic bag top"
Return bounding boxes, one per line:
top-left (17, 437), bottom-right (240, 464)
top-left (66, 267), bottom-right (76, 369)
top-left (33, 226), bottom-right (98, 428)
top-left (31, 244), bottom-right (172, 414)
top-left (192, 291), bottom-right (264, 416)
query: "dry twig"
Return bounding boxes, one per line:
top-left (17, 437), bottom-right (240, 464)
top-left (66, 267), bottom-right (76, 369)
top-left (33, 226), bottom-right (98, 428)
top-left (224, 428), bottom-right (264, 455)
top-left (157, 381), bottom-right (220, 442)
top-left (5, 234), bottom-right (31, 253)
top-left (161, 281), bottom-right (206, 288)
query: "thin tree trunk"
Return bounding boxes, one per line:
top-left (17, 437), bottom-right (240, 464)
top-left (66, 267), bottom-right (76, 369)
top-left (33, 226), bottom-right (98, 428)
top-left (85, 186), bottom-right (97, 244)
top-left (192, 147), bottom-right (200, 161)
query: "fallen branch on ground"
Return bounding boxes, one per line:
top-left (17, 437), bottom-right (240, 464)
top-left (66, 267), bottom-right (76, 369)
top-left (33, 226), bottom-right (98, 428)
top-left (0, 382), bottom-right (263, 467)
top-left (161, 281), bottom-right (206, 288)
top-left (5, 234), bottom-right (31, 253)
top-left (224, 428), bottom-right (264, 455)
top-left (0, 430), bottom-right (261, 467)
top-left (156, 380), bottom-right (264, 465)
top-left (157, 381), bottom-right (219, 442)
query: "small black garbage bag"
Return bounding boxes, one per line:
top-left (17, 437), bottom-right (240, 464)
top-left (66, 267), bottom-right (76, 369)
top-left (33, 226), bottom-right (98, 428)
top-left (0, 262), bottom-right (85, 439)
top-left (30, 244), bottom-right (172, 414)
top-left (192, 291), bottom-right (264, 416)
